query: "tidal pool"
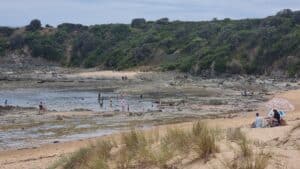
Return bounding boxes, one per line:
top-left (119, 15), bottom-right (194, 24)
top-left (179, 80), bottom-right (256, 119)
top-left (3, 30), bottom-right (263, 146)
top-left (0, 88), bottom-right (158, 112)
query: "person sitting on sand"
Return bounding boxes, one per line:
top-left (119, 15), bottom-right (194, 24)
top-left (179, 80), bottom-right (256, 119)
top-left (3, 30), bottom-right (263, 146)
top-left (255, 113), bottom-right (263, 128)
top-left (273, 109), bottom-right (281, 126)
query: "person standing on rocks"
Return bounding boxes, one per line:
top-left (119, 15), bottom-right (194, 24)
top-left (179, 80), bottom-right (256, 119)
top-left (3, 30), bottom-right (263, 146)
top-left (121, 98), bottom-right (125, 112)
top-left (4, 99), bottom-right (8, 107)
top-left (109, 97), bottom-right (113, 109)
top-left (38, 101), bottom-right (45, 114)
top-left (98, 92), bottom-right (103, 108)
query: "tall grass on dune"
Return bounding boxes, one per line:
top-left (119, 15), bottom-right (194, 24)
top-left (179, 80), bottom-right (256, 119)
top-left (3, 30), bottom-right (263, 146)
top-left (56, 121), bottom-right (219, 169)
top-left (62, 139), bottom-right (114, 169)
top-left (192, 121), bottom-right (219, 160)
top-left (224, 128), bottom-right (270, 169)
top-left (117, 130), bottom-right (154, 168)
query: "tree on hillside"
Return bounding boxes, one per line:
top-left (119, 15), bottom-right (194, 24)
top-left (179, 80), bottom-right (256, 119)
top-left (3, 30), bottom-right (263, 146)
top-left (156, 18), bottom-right (169, 24)
top-left (26, 19), bottom-right (42, 31)
top-left (131, 18), bottom-right (146, 28)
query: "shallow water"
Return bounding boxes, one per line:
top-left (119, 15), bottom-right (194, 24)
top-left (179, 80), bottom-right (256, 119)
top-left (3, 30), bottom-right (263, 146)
top-left (0, 88), bottom-right (161, 150)
top-left (0, 127), bottom-right (118, 150)
top-left (0, 88), bottom-right (158, 112)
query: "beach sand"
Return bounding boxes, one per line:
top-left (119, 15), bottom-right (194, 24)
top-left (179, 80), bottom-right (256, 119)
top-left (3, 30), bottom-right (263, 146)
top-left (1, 89), bottom-right (300, 169)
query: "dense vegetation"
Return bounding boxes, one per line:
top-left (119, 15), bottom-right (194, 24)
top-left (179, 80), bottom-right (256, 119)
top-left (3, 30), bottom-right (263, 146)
top-left (1, 9), bottom-right (300, 76)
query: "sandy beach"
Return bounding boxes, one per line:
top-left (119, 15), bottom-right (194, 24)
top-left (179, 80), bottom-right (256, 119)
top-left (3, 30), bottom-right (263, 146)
top-left (1, 89), bottom-right (300, 169)
top-left (0, 71), bottom-right (300, 169)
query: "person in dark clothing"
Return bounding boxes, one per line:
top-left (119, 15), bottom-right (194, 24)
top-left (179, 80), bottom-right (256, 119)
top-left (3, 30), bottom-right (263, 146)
top-left (39, 101), bottom-right (45, 114)
top-left (273, 109), bottom-right (281, 126)
top-left (98, 93), bottom-right (101, 101)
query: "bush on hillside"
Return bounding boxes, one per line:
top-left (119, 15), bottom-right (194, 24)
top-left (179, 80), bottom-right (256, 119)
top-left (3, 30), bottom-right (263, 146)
top-left (131, 18), bottom-right (146, 28)
top-left (26, 19), bottom-right (42, 31)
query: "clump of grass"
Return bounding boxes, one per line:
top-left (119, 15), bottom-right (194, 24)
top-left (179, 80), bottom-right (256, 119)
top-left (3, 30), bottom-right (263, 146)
top-left (59, 122), bottom-right (219, 169)
top-left (117, 130), bottom-right (154, 168)
top-left (224, 151), bottom-right (270, 169)
top-left (94, 139), bottom-right (115, 160)
top-left (63, 147), bottom-right (92, 169)
top-left (239, 136), bottom-right (252, 158)
top-left (63, 139), bottom-right (115, 169)
top-left (121, 130), bottom-right (148, 152)
top-left (191, 121), bottom-right (219, 160)
top-left (90, 159), bottom-right (109, 169)
top-left (152, 144), bottom-right (174, 168)
top-left (227, 128), bottom-right (252, 157)
top-left (161, 128), bottom-right (191, 154)
top-left (253, 152), bottom-right (270, 169)
top-left (47, 156), bottom-right (68, 169)
top-left (227, 128), bottom-right (246, 142)
top-left (159, 121), bottom-right (219, 163)
top-left (227, 128), bottom-right (253, 157)
top-left (223, 128), bottom-right (270, 169)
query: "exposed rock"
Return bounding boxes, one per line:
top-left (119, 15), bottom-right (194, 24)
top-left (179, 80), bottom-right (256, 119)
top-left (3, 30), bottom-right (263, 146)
top-left (56, 115), bottom-right (63, 121)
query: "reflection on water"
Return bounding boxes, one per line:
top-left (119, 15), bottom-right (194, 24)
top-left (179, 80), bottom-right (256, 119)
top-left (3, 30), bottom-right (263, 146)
top-left (0, 88), bottom-right (158, 112)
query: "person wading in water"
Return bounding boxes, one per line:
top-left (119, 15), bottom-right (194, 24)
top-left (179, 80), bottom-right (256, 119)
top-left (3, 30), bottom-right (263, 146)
top-left (98, 92), bottom-right (103, 108)
top-left (38, 101), bottom-right (46, 114)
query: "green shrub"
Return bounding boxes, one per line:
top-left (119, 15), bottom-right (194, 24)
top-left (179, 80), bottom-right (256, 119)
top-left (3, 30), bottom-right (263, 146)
top-left (26, 19), bottom-right (42, 31)
top-left (131, 18), bottom-right (146, 28)
top-left (0, 38), bottom-right (7, 56)
top-left (2, 10), bottom-right (300, 76)
top-left (161, 63), bottom-right (179, 71)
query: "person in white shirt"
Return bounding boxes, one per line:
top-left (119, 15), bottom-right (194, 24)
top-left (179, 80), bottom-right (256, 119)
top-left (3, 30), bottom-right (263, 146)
top-left (255, 113), bottom-right (263, 128)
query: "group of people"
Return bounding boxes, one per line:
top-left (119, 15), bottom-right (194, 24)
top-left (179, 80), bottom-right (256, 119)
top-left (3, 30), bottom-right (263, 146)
top-left (98, 92), bottom-right (131, 112)
top-left (121, 76), bottom-right (128, 80)
top-left (3, 99), bottom-right (47, 115)
top-left (254, 109), bottom-right (284, 128)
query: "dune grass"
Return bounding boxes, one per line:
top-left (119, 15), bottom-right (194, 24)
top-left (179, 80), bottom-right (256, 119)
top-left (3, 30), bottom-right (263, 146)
top-left (224, 128), bottom-right (270, 169)
top-left (291, 122), bottom-right (300, 132)
top-left (223, 151), bottom-right (270, 169)
top-left (55, 121), bottom-right (219, 169)
top-left (49, 125), bottom-right (277, 169)
top-left (191, 121), bottom-right (219, 160)
top-left (61, 139), bottom-right (115, 169)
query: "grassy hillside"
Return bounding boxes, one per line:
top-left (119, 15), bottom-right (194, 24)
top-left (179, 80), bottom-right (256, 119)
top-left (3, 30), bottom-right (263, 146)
top-left (0, 9), bottom-right (300, 76)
